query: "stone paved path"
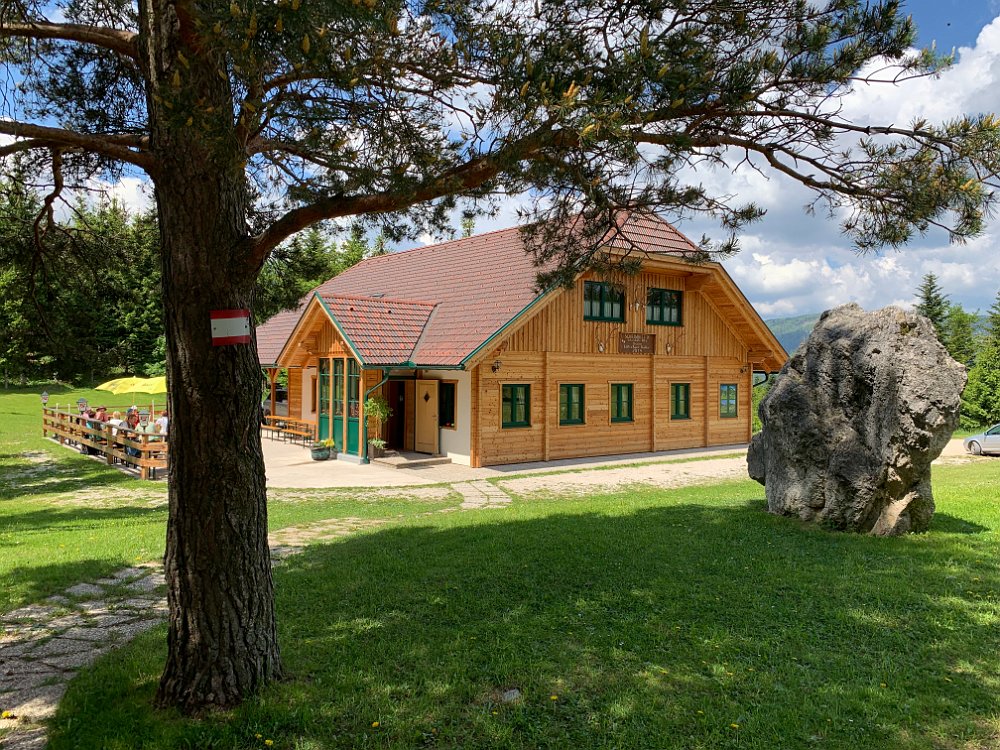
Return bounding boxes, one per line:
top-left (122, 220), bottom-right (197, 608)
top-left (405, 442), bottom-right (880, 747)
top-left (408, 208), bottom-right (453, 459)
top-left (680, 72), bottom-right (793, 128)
top-left (454, 480), bottom-right (513, 510)
top-left (0, 517), bottom-right (386, 750)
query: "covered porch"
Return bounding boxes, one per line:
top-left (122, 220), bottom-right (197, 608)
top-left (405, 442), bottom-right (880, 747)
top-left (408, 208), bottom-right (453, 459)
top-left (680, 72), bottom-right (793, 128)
top-left (267, 292), bottom-right (464, 463)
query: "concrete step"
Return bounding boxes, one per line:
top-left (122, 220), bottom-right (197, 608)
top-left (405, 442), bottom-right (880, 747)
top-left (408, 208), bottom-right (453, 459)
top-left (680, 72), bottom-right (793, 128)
top-left (371, 453), bottom-right (452, 469)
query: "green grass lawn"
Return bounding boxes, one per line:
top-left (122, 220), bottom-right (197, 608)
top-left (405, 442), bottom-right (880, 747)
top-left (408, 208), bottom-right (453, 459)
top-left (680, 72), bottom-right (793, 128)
top-left (0, 386), bottom-right (458, 613)
top-left (44, 461), bottom-right (1000, 750)
top-left (6, 384), bottom-right (1000, 749)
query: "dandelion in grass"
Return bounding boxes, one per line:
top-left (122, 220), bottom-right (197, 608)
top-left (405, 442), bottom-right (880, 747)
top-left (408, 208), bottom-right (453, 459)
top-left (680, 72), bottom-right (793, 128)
top-left (264, 741), bottom-right (273, 747)
top-left (255, 733), bottom-right (262, 739)
top-left (372, 721), bottom-right (380, 728)
top-left (731, 723), bottom-right (740, 729)
top-left (550, 695), bottom-right (558, 701)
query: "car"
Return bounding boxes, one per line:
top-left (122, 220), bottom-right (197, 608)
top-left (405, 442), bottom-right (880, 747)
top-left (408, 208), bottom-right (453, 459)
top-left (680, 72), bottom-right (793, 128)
top-left (964, 424), bottom-right (1000, 456)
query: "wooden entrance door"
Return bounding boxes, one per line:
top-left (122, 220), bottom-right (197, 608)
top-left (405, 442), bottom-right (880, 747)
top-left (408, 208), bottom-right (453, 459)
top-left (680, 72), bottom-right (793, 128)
top-left (414, 379), bottom-right (439, 454)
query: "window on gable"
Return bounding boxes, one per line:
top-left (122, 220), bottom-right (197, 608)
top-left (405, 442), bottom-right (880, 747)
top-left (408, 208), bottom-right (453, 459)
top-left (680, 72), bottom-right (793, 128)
top-left (584, 281), bottom-right (625, 322)
top-left (720, 384), bottom-right (738, 418)
top-left (611, 383), bottom-right (633, 423)
top-left (559, 384), bottom-right (585, 425)
top-left (671, 383), bottom-right (690, 419)
top-left (502, 384), bottom-right (531, 428)
top-left (647, 288), bottom-right (683, 326)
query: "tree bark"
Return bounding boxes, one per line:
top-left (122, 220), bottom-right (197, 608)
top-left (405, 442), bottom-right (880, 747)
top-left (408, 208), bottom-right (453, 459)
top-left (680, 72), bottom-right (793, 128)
top-left (142, 0), bottom-right (282, 713)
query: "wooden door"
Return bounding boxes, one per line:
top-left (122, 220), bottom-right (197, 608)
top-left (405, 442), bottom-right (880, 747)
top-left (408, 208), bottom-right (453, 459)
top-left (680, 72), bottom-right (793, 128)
top-left (414, 379), bottom-right (439, 454)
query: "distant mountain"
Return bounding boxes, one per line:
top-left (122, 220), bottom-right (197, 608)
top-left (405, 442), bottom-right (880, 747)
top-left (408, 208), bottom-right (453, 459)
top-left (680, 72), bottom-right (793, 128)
top-left (764, 313), bottom-right (821, 355)
top-left (765, 311), bottom-right (991, 355)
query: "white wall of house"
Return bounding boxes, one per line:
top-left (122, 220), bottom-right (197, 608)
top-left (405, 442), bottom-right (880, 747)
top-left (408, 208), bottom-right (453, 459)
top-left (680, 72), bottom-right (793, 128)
top-left (421, 369), bottom-right (472, 465)
top-left (302, 366), bottom-right (316, 421)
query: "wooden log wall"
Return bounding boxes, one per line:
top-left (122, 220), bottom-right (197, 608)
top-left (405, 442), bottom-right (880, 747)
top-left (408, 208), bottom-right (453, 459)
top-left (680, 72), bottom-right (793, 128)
top-left (473, 269), bottom-right (755, 466)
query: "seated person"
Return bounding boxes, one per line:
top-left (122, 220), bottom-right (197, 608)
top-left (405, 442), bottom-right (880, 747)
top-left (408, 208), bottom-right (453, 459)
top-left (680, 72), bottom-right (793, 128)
top-left (155, 410), bottom-right (169, 436)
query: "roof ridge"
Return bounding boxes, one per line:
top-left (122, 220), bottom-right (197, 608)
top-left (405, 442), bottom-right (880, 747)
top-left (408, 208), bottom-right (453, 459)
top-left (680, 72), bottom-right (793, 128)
top-left (319, 292), bottom-right (438, 308)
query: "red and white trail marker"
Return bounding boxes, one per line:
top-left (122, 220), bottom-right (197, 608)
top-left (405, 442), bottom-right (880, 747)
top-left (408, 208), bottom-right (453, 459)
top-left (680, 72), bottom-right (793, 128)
top-left (210, 309), bottom-right (252, 346)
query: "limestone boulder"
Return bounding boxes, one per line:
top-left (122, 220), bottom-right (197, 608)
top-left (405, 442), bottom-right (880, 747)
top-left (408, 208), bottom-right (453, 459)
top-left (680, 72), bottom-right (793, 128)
top-left (747, 304), bottom-right (966, 535)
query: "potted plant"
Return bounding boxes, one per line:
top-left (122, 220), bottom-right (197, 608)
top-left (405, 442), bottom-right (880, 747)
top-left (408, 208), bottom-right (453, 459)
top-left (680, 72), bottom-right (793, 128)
top-left (364, 394), bottom-right (393, 459)
top-left (368, 437), bottom-right (387, 459)
top-left (310, 438), bottom-right (336, 461)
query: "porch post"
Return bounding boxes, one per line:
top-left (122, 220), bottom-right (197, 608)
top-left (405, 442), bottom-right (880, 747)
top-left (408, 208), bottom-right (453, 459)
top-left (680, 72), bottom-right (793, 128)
top-left (269, 369), bottom-right (277, 417)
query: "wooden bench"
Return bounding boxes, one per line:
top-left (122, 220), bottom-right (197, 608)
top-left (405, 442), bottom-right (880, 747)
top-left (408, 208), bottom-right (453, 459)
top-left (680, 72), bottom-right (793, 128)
top-left (262, 415), bottom-right (316, 445)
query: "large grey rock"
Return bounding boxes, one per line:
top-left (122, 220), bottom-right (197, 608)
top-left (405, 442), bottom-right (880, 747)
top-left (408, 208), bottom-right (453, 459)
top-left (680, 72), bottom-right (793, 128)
top-left (748, 304), bottom-right (965, 535)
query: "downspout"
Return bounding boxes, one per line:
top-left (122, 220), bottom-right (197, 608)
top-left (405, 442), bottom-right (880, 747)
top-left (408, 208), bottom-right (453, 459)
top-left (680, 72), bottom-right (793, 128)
top-left (360, 368), bottom-right (391, 464)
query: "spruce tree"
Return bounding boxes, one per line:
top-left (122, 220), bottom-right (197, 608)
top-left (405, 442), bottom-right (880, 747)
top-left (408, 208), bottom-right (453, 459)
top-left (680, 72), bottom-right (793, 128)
top-left (914, 272), bottom-right (949, 336)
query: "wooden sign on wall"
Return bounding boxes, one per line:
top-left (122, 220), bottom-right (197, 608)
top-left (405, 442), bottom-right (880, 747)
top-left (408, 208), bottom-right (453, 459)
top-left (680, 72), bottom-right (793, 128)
top-left (618, 332), bottom-right (655, 355)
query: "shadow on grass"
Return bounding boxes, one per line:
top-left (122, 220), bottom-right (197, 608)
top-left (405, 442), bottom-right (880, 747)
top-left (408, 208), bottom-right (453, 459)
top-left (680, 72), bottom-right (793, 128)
top-left (50, 497), bottom-right (1000, 750)
top-left (0, 446), bottom-right (140, 499)
top-left (0, 503), bottom-right (167, 612)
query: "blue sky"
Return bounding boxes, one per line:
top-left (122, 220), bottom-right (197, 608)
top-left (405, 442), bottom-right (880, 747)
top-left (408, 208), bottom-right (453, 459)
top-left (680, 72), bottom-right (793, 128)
top-left (679, 1), bottom-right (1000, 319)
top-left (45, 1), bottom-right (1000, 320)
top-left (906, 0), bottom-right (996, 52)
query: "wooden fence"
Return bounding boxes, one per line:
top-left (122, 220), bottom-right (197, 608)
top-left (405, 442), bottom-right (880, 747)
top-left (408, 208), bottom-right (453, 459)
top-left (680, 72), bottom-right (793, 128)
top-left (42, 408), bottom-right (168, 480)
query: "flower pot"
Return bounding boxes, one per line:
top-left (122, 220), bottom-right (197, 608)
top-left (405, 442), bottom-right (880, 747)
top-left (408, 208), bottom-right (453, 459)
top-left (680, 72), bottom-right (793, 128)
top-left (311, 447), bottom-right (331, 461)
top-left (368, 442), bottom-right (386, 459)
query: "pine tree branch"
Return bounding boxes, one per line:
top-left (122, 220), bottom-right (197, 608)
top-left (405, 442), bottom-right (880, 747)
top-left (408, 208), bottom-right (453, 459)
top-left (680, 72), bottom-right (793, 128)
top-left (0, 121), bottom-right (155, 171)
top-left (250, 123), bottom-right (570, 266)
top-left (0, 21), bottom-right (139, 60)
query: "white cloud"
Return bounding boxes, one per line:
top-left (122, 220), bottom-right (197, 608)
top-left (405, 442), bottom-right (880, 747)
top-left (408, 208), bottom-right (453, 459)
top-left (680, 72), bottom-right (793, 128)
top-left (675, 14), bottom-right (1000, 319)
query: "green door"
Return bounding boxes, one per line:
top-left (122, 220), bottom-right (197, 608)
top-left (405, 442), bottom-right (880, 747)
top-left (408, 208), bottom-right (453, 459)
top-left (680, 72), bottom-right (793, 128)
top-left (317, 359), bottom-right (330, 440)
top-left (332, 359), bottom-right (344, 451)
top-left (347, 359), bottom-right (360, 454)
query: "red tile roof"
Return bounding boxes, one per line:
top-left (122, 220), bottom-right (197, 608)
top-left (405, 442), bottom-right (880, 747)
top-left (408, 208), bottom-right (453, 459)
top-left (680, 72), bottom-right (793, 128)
top-left (257, 302), bottom-right (305, 366)
top-left (257, 211), bottom-right (701, 367)
top-left (317, 294), bottom-right (437, 366)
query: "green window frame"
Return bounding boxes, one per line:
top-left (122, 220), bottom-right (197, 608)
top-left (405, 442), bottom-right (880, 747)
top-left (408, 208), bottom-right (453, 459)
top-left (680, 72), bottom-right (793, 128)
top-left (347, 359), bottom-right (360, 418)
top-left (720, 383), bottom-right (738, 418)
top-left (318, 359), bottom-right (331, 415)
top-left (332, 359), bottom-right (345, 416)
top-left (671, 383), bottom-right (690, 420)
top-left (647, 288), bottom-right (683, 326)
top-left (559, 384), bottom-right (585, 425)
top-left (611, 383), bottom-right (633, 423)
top-left (584, 281), bottom-right (625, 322)
top-left (502, 384), bottom-right (531, 428)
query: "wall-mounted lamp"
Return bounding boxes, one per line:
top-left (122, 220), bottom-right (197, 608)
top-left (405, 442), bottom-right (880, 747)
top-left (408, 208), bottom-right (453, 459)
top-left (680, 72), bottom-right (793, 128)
top-left (665, 343), bottom-right (673, 354)
top-left (597, 341), bottom-right (606, 353)
top-left (739, 365), bottom-right (748, 374)
top-left (491, 359), bottom-right (503, 374)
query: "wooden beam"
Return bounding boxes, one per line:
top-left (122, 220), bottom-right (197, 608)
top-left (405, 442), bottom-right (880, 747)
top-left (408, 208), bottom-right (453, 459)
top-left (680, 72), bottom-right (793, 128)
top-left (685, 274), bottom-right (712, 292)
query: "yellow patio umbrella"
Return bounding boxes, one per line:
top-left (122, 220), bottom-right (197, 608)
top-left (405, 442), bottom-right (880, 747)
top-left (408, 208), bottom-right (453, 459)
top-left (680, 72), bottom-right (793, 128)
top-left (95, 376), bottom-right (168, 413)
top-left (96, 376), bottom-right (167, 395)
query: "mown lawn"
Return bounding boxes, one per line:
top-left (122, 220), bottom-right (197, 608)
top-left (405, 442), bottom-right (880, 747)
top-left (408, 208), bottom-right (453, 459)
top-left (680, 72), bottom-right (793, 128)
top-left (0, 386), bottom-right (458, 614)
top-left (46, 460), bottom-right (1000, 750)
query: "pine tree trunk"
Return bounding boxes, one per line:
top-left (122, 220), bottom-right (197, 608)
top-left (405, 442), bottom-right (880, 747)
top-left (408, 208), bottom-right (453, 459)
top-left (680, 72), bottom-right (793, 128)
top-left (152, 165), bottom-right (282, 713)
top-left (141, 0), bottom-right (282, 713)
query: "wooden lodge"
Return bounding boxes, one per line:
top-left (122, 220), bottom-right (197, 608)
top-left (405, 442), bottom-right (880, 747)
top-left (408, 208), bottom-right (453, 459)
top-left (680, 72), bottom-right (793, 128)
top-left (256, 212), bottom-right (787, 467)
